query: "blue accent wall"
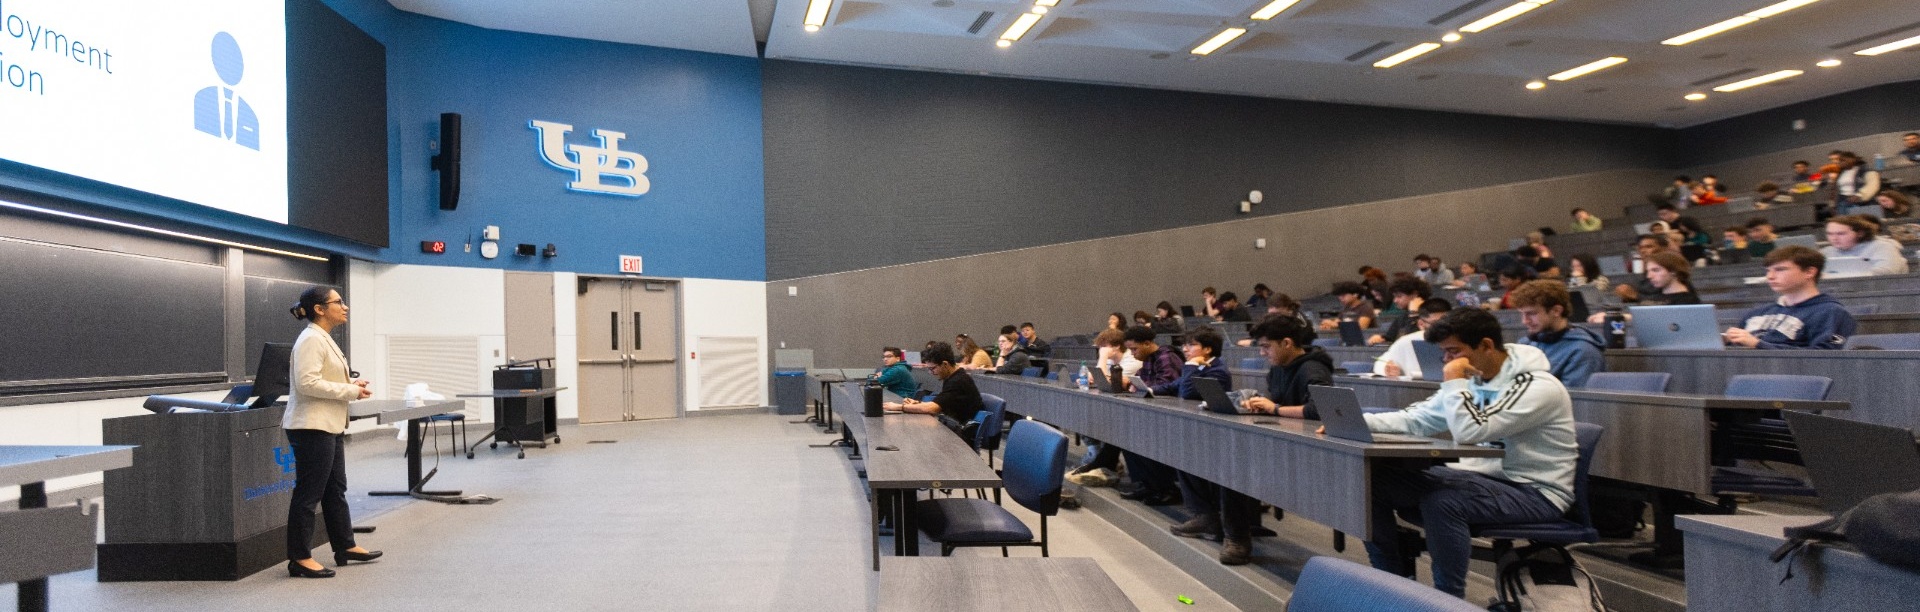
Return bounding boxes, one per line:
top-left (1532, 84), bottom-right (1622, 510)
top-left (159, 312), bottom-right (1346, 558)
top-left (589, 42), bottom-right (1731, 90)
top-left (343, 0), bottom-right (766, 280)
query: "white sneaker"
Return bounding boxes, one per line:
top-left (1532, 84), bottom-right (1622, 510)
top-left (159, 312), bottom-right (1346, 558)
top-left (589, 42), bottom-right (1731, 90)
top-left (1066, 468), bottom-right (1117, 487)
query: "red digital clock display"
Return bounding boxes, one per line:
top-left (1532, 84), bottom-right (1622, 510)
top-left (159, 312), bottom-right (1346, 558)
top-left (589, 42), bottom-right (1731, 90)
top-left (421, 240), bottom-right (447, 254)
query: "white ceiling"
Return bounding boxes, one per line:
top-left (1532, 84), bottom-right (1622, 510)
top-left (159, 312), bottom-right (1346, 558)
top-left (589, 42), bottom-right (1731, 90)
top-left (389, 0), bottom-right (1920, 127)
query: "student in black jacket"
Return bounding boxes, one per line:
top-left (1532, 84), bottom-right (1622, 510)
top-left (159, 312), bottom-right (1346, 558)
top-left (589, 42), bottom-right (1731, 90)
top-left (1244, 315), bottom-right (1335, 419)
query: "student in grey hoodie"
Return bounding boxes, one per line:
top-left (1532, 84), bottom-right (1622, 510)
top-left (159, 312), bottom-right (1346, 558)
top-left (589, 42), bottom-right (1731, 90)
top-left (1357, 308), bottom-right (1579, 599)
top-left (1509, 280), bottom-right (1607, 387)
top-left (1723, 246), bottom-right (1857, 350)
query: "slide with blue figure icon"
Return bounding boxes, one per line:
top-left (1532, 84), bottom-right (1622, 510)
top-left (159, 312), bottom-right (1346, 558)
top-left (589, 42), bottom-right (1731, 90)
top-left (0, 0), bottom-right (287, 223)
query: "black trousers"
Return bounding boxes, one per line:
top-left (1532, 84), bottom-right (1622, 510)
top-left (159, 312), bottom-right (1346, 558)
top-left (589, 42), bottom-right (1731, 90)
top-left (1177, 472), bottom-right (1263, 541)
top-left (285, 429), bottom-right (356, 561)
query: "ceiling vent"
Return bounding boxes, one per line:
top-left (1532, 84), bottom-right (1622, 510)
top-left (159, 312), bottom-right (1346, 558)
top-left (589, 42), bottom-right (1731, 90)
top-left (1430, 0), bottom-right (1497, 25)
top-left (1345, 41), bottom-right (1395, 62)
top-left (1691, 68), bottom-right (1755, 86)
top-left (1829, 21), bottom-right (1920, 49)
top-left (967, 11), bottom-right (994, 35)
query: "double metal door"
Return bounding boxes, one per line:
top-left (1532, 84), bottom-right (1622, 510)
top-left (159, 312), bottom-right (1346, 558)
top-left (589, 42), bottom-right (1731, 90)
top-left (576, 277), bottom-right (679, 423)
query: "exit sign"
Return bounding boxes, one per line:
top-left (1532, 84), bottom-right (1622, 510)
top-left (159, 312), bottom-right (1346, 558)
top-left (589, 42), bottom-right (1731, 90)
top-left (619, 255), bottom-right (643, 274)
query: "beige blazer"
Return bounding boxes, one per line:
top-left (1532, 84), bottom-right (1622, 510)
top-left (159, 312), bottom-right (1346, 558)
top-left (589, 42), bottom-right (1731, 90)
top-left (283, 324), bottom-right (361, 433)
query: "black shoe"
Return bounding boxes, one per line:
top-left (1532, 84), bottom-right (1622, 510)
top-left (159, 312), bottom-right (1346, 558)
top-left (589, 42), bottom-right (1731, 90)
top-left (1251, 525), bottom-right (1278, 538)
top-left (1140, 492), bottom-right (1182, 507)
top-left (1118, 487), bottom-right (1153, 501)
top-left (287, 561), bottom-right (335, 578)
top-left (334, 550), bottom-right (383, 565)
top-left (1170, 514), bottom-right (1223, 541)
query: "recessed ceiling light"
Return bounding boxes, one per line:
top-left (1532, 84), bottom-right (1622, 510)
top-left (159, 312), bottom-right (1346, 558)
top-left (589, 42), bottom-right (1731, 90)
top-left (1000, 12), bottom-right (1043, 42)
top-left (1855, 34), bottom-right (1920, 56)
top-left (1817, 58), bottom-right (1842, 67)
top-left (1251, 0), bottom-right (1303, 20)
top-left (1460, 1), bottom-right (1551, 34)
top-left (996, 39), bottom-right (1012, 48)
top-left (803, 0), bottom-right (832, 29)
top-left (1191, 28), bottom-right (1248, 55)
top-left (1663, 0), bottom-right (1823, 46)
top-left (1442, 32), bottom-right (1462, 43)
top-left (1525, 81), bottom-right (1546, 90)
top-left (1713, 69), bottom-right (1804, 92)
top-left (1373, 42), bottom-right (1442, 68)
top-left (1685, 93), bottom-right (1708, 101)
top-left (1547, 56), bottom-right (1628, 81)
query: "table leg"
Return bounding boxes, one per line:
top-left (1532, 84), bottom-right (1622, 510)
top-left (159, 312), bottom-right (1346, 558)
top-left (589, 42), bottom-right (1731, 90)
top-left (901, 489), bottom-right (920, 557)
top-left (871, 490), bottom-right (882, 571)
top-left (373, 417), bottom-right (463, 500)
top-left (19, 481), bottom-right (47, 612)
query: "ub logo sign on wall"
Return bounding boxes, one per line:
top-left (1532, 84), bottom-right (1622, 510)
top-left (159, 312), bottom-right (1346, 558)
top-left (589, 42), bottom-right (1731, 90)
top-left (529, 120), bottom-right (651, 196)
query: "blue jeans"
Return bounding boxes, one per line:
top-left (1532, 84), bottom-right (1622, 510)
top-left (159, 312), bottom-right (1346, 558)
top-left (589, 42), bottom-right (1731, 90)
top-left (1363, 465), bottom-right (1564, 597)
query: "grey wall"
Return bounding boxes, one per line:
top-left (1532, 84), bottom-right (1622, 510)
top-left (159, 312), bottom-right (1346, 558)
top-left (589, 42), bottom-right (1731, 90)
top-left (762, 60), bottom-right (1674, 280)
top-left (1676, 80), bottom-right (1920, 168)
top-left (771, 168), bottom-right (1667, 367)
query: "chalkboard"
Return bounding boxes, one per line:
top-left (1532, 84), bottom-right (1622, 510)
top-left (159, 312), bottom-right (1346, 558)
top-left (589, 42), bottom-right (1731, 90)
top-left (244, 276), bottom-right (343, 377)
top-left (0, 239), bottom-right (226, 387)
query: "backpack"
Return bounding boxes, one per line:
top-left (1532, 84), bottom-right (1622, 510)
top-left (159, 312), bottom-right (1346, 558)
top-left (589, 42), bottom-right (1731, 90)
top-left (1770, 489), bottom-right (1920, 581)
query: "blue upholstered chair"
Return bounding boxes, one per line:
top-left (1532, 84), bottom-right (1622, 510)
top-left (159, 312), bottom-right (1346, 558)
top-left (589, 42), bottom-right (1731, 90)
top-left (1581, 372), bottom-right (1671, 393)
top-left (1470, 422), bottom-right (1605, 608)
top-left (1713, 375), bottom-right (1832, 498)
top-left (1312, 338), bottom-right (1341, 348)
top-left (1339, 361), bottom-right (1374, 374)
top-left (1021, 367), bottom-right (1043, 378)
top-left (914, 419), bottom-right (1068, 557)
top-left (1239, 357), bottom-right (1267, 370)
top-left (976, 393), bottom-right (1007, 469)
top-left (1846, 303), bottom-right (1881, 316)
top-left (1286, 556), bottom-right (1483, 612)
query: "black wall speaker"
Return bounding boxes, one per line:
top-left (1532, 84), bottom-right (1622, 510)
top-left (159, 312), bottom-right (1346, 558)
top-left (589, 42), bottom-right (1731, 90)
top-left (431, 112), bottom-right (462, 211)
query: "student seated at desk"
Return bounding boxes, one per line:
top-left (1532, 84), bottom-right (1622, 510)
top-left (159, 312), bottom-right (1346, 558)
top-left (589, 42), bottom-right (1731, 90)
top-left (1164, 327), bottom-right (1261, 564)
top-left (1723, 246), bottom-right (1858, 350)
top-left (955, 335), bottom-right (993, 370)
top-left (992, 332), bottom-right (1034, 375)
top-left (1017, 322), bottom-right (1052, 360)
top-left (870, 347), bottom-right (919, 398)
top-left (1115, 327), bottom-right (1189, 506)
top-left (1821, 215), bottom-right (1909, 276)
top-left (1483, 265), bottom-right (1534, 310)
top-left (883, 343), bottom-right (982, 439)
top-left (1369, 278), bottom-right (1432, 346)
top-left (1597, 251), bottom-right (1699, 323)
top-left (1510, 281), bottom-right (1606, 388)
top-left (1242, 315), bottom-right (1334, 419)
top-left (1745, 218), bottom-right (1779, 258)
top-left (1376, 299), bottom-right (1452, 378)
top-left (1355, 308), bottom-right (1579, 599)
top-left (1215, 292), bottom-right (1251, 323)
top-left (1150, 301), bottom-right (1183, 334)
top-left (1321, 282), bottom-right (1376, 331)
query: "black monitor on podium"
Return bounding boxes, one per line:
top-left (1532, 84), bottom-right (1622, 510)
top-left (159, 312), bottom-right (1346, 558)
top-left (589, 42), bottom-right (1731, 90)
top-left (247, 342), bottom-right (293, 408)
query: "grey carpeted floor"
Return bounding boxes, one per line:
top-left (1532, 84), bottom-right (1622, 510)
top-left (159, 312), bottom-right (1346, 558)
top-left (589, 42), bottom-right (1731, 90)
top-left (7, 414), bottom-right (1229, 611)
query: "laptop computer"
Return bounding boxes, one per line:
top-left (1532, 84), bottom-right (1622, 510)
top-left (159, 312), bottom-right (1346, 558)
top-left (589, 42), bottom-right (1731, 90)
top-left (1823, 256), bottom-right (1876, 279)
top-left (1086, 365), bottom-right (1110, 391)
top-left (1410, 340), bottom-right (1447, 382)
top-left (1180, 305), bottom-right (1197, 318)
top-left (1785, 411), bottom-right (1920, 514)
top-left (1316, 386), bottom-right (1433, 444)
top-left (1774, 234), bottom-right (1819, 250)
top-left (903, 351), bottom-right (921, 365)
top-left (1725, 197), bottom-right (1757, 213)
top-left (1718, 248), bottom-right (1753, 265)
top-left (1337, 320), bottom-right (1365, 347)
top-left (1567, 290), bottom-right (1591, 323)
top-left (1596, 255), bottom-right (1628, 277)
top-left (1629, 304), bottom-right (1725, 350)
top-left (1634, 222), bottom-right (1655, 235)
top-left (1194, 378), bottom-right (1252, 415)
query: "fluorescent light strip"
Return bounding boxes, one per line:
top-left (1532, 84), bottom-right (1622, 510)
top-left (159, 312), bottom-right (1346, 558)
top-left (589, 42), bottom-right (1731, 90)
top-left (1662, 16), bottom-right (1756, 46)
top-left (1712, 69), bottom-right (1803, 92)
top-left (1034, 0), bottom-right (1059, 5)
top-left (0, 199), bottom-right (329, 261)
top-left (1460, 1), bottom-right (1549, 34)
top-left (1746, 0), bottom-right (1822, 19)
top-left (1191, 28), bottom-right (1247, 55)
top-left (1662, 0), bottom-right (1823, 46)
top-left (1373, 42), bottom-right (1442, 68)
top-left (1000, 12), bottom-right (1042, 41)
top-left (1547, 56), bottom-right (1628, 81)
top-left (1251, 0), bottom-right (1302, 20)
top-left (803, 0), bottom-right (832, 27)
top-left (1855, 33), bottom-right (1920, 56)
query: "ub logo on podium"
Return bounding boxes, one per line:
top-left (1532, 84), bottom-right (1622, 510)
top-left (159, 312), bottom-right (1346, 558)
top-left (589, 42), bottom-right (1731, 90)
top-left (530, 120), bottom-right (651, 197)
top-left (273, 446), bottom-right (296, 474)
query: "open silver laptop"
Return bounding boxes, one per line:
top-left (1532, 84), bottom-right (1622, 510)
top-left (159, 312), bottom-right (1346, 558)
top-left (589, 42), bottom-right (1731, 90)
top-left (1785, 411), bottom-right (1920, 514)
top-left (1629, 304), bottom-right (1724, 350)
top-left (1596, 255), bottom-right (1628, 277)
top-left (1317, 386), bottom-right (1433, 444)
top-left (1823, 256), bottom-right (1876, 279)
top-left (1411, 340), bottom-right (1447, 382)
top-left (1774, 234), bottom-right (1819, 250)
top-left (1194, 378), bottom-right (1252, 415)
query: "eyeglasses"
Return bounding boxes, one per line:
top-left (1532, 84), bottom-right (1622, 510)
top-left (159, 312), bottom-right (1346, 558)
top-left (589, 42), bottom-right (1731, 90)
top-left (323, 300), bottom-right (345, 306)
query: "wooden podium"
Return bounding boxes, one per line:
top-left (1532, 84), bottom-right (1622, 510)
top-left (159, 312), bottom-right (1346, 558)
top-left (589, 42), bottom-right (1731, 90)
top-left (96, 407), bottom-right (321, 581)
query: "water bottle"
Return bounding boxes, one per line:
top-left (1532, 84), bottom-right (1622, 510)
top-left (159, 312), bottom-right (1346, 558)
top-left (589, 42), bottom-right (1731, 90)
top-left (1108, 363), bottom-right (1124, 393)
top-left (1874, 153), bottom-right (1887, 171)
top-left (1630, 253), bottom-right (1645, 275)
top-left (1604, 308), bottom-right (1628, 350)
top-left (1076, 366), bottom-right (1091, 391)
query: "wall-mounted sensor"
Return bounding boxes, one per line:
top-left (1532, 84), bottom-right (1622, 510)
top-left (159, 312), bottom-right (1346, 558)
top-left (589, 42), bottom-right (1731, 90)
top-left (543, 243), bottom-right (558, 258)
top-left (515, 243), bottom-right (537, 257)
top-left (1254, 238), bottom-right (1267, 249)
top-left (482, 225), bottom-right (500, 240)
top-left (1249, 190), bottom-right (1263, 204)
top-left (1239, 201), bottom-right (1251, 213)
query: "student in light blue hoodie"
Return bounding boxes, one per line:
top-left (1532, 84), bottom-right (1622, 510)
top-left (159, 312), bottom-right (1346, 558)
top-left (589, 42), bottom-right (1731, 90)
top-left (1357, 308), bottom-right (1579, 599)
top-left (1723, 246), bottom-right (1858, 350)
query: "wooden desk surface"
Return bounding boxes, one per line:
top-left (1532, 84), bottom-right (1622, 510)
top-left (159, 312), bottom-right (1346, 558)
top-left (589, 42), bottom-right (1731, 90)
top-left (877, 557), bottom-right (1138, 612)
top-left (829, 383), bottom-right (1000, 490)
top-left (0, 445), bottom-right (136, 488)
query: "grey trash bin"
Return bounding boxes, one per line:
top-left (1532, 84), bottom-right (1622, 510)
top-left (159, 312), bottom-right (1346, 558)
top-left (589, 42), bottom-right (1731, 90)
top-left (773, 370), bottom-right (808, 415)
